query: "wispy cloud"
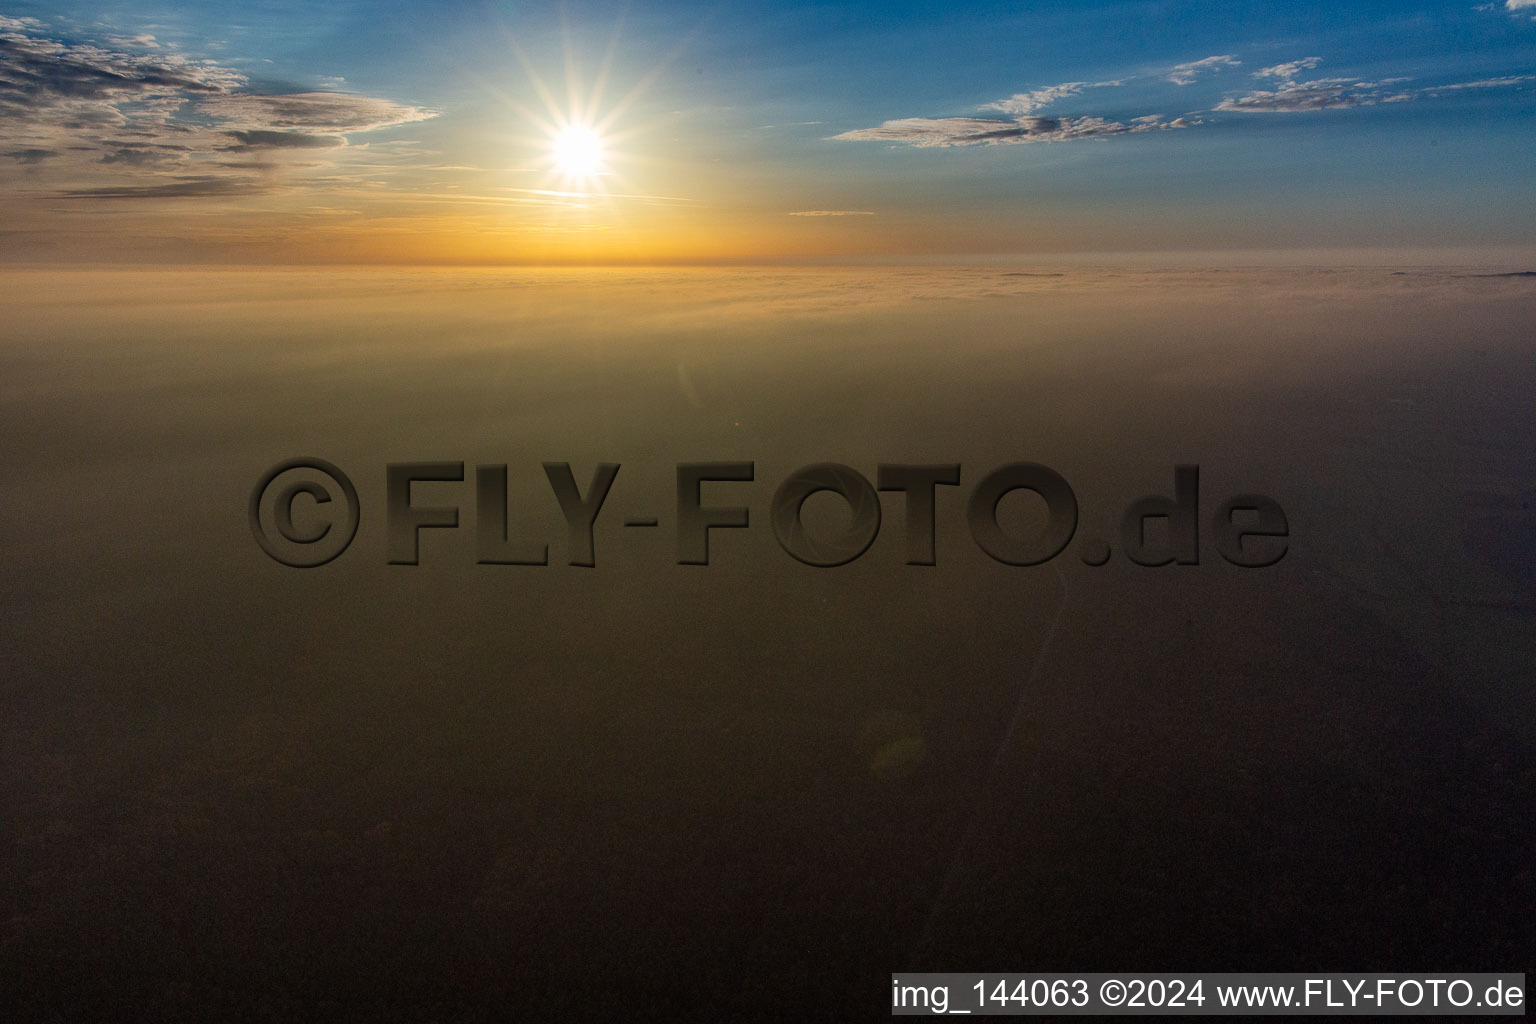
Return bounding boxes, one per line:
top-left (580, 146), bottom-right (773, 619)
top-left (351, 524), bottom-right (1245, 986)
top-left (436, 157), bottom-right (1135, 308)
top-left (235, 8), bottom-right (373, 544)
top-left (1430, 74), bottom-right (1536, 90)
top-left (1475, 1), bottom-right (1535, 17)
top-left (831, 45), bottom-right (1534, 155)
top-left (58, 177), bottom-right (266, 199)
top-left (1217, 57), bottom-right (1532, 111)
top-left (1167, 55), bottom-right (1240, 85)
top-left (5, 148), bottom-right (57, 164)
top-left (224, 130), bottom-right (347, 150)
top-left (196, 93), bottom-right (433, 133)
top-left (105, 34), bottom-right (160, 49)
top-left (1254, 57), bottom-right (1323, 81)
top-left (1217, 82), bottom-right (1377, 112)
top-left (833, 66), bottom-right (1203, 149)
top-left (787, 210), bottom-right (874, 216)
top-left (982, 79), bottom-right (1125, 115)
top-left (831, 114), bottom-right (1193, 148)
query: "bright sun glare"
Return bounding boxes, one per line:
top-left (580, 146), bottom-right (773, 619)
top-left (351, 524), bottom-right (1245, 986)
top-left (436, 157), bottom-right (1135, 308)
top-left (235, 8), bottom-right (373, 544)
top-left (551, 124), bottom-right (606, 179)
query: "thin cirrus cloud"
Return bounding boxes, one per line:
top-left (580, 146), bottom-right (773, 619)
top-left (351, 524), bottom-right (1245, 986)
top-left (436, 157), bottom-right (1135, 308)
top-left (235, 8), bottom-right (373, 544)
top-left (831, 114), bottom-right (1193, 148)
top-left (1217, 57), bottom-right (1532, 111)
top-left (981, 79), bottom-right (1126, 115)
top-left (1475, 0), bottom-right (1535, 16)
top-left (787, 210), bottom-right (875, 216)
top-left (224, 130), bottom-right (347, 151)
top-left (832, 48), bottom-right (1533, 150)
top-left (1167, 55), bottom-right (1240, 85)
top-left (1254, 57), bottom-right (1324, 81)
top-left (5, 148), bottom-right (59, 164)
top-left (829, 61), bottom-right (1225, 148)
top-left (105, 33), bottom-right (160, 49)
top-left (0, 15), bottom-right (435, 198)
top-left (57, 177), bottom-right (266, 199)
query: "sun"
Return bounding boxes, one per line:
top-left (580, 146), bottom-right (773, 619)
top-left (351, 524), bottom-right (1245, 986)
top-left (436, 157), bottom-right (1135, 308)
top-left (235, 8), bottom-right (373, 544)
top-left (550, 124), bottom-right (606, 180)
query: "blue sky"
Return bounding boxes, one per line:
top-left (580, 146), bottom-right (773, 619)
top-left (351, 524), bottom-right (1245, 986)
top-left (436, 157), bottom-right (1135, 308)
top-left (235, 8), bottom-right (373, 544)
top-left (2, 0), bottom-right (1534, 261)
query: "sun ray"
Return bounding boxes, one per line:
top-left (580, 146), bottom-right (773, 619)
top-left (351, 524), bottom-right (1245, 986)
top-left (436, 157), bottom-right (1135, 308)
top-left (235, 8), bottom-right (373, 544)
top-left (587, 12), bottom-right (627, 123)
top-left (461, 3), bottom-right (714, 233)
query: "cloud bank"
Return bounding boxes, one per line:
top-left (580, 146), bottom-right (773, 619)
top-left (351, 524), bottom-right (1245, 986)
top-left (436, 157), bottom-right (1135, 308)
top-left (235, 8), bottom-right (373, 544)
top-left (0, 16), bottom-right (435, 197)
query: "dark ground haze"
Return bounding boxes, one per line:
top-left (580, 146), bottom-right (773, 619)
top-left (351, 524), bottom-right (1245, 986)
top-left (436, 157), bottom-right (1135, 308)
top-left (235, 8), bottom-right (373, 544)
top-left (1, 267), bottom-right (1532, 1021)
